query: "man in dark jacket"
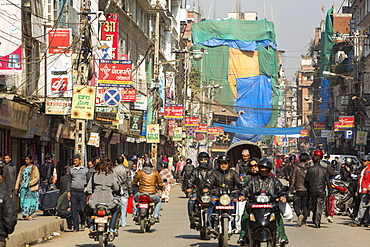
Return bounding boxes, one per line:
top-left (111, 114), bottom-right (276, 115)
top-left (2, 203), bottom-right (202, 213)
top-left (2, 155), bottom-right (15, 198)
top-left (181, 158), bottom-right (194, 192)
top-left (41, 154), bottom-right (55, 192)
top-left (289, 153), bottom-right (310, 226)
top-left (235, 149), bottom-right (250, 175)
top-left (304, 153), bottom-right (332, 228)
top-left (0, 187), bottom-right (17, 246)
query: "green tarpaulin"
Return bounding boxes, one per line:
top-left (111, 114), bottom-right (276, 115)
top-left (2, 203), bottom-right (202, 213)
top-left (258, 43), bottom-right (279, 78)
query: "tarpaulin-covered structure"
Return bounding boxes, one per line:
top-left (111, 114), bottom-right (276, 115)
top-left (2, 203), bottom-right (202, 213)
top-left (191, 18), bottom-right (281, 142)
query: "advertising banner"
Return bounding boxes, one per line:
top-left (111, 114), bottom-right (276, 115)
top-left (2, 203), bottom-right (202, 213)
top-left (339, 116), bottom-right (355, 128)
top-left (321, 130), bottom-right (333, 138)
top-left (134, 95), bottom-right (148, 110)
top-left (184, 116), bottom-right (200, 127)
top-left (314, 122), bottom-right (325, 130)
top-left (98, 59), bottom-right (132, 87)
top-left (356, 131), bottom-right (368, 146)
top-left (173, 127), bottom-right (183, 141)
top-left (129, 110), bottom-right (143, 136)
top-left (216, 127), bottom-right (224, 136)
top-left (300, 130), bottom-right (309, 137)
top-left (334, 122), bottom-right (344, 132)
top-left (96, 112), bottom-right (119, 126)
top-left (0, 0), bottom-right (22, 75)
top-left (147, 124), bottom-right (160, 143)
top-left (207, 127), bottom-right (219, 135)
top-left (121, 89), bottom-right (136, 102)
top-left (87, 132), bottom-right (100, 147)
top-left (45, 98), bottom-right (72, 115)
top-left (101, 14), bottom-right (119, 59)
top-left (164, 104), bottom-right (184, 119)
top-left (71, 85), bottom-right (96, 120)
top-left (195, 124), bottom-right (207, 133)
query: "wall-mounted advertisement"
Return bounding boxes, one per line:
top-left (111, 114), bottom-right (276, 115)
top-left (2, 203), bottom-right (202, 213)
top-left (71, 85), bottom-right (96, 120)
top-left (98, 59), bottom-right (132, 87)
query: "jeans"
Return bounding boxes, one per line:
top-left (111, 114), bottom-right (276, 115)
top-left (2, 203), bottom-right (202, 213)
top-left (187, 193), bottom-right (197, 216)
top-left (133, 193), bottom-right (161, 218)
top-left (355, 193), bottom-right (370, 223)
top-left (293, 191), bottom-right (310, 221)
top-left (118, 194), bottom-right (129, 226)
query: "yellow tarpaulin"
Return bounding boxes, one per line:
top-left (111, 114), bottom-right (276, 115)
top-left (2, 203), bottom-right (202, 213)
top-left (228, 48), bottom-right (259, 98)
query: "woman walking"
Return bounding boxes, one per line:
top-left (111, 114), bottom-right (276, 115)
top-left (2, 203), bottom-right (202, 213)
top-left (159, 162), bottom-right (174, 203)
top-left (15, 155), bottom-right (40, 220)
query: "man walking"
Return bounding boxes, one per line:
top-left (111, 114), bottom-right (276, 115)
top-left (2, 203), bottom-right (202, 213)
top-left (0, 187), bottom-right (17, 247)
top-left (67, 154), bottom-right (90, 231)
top-left (2, 155), bottom-right (16, 199)
top-left (113, 156), bottom-right (132, 227)
top-left (304, 151), bottom-right (332, 228)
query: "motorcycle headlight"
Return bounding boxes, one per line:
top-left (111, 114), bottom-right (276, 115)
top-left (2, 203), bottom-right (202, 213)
top-left (220, 195), bottom-right (231, 206)
top-left (250, 213), bottom-right (255, 222)
top-left (201, 195), bottom-right (211, 203)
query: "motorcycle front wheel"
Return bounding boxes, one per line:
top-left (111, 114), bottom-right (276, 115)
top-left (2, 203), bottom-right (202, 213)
top-left (218, 217), bottom-right (228, 247)
top-left (140, 216), bottom-right (146, 233)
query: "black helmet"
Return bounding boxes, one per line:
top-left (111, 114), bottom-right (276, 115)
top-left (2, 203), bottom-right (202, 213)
top-left (218, 154), bottom-right (230, 164)
top-left (257, 158), bottom-right (273, 170)
top-left (186, 158), bottom-right (192, 165)
top-left (197, 152), bottom-right (210, 162)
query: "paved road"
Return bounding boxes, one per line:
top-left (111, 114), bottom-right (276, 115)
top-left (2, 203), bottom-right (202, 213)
top-left (36, 185), bottom-right (370, 247)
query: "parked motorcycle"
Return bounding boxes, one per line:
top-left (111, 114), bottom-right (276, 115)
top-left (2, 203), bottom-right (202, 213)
top-left (246, 191), bottom-right (282, 247)
top-left (330, 179), bottom-right (353, 215)
top-left (190, 191), bottom-right (211, 239)
top-left (88, 203), bottom-right (117, 247)
top-left (134, 194), bottom-right (157, 233)
top-left (208, 188), bottom-right (239, 247)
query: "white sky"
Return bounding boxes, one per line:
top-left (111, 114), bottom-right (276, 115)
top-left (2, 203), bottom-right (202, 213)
top-left (188, 0), bottom-right (346, 82)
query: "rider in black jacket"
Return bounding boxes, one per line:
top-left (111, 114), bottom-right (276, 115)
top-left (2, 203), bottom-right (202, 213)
top-left (181, 158), bottom-right (195, 191)
top-left (187, 152), bottom-right (212, 229)
top-left (0, 187), bottom-right (17, 246)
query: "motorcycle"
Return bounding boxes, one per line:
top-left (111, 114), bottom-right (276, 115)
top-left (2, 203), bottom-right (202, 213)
top-left (190, 191), bottom-right (211, 240)
top-left (330, 179), bottom-right (354, 215)
top-left (89, 203), bottom-right (117, 247)
top-left (134, 194), bottom-right (157, 233)
top-left (246, 191), bottom-right (282, 247)
top-left (208, 188), bottom-right (239, 247)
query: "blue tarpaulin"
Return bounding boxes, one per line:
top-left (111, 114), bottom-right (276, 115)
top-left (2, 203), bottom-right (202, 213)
top-left (319, 78), bottom-right (330, 122)
top-left (215, 123), bottom-right (304, 136)
top-left (197, 38), bottom-right (277, 51)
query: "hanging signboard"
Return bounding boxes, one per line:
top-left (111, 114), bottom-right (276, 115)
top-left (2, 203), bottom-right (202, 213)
top-left (207, 127), bottom-right (219, 135)
top-left (87, 132), bottom-right (100, 147)
top-left (121, 89), bottom-right (136, 102)
top-left (173, 127), bottom-right (183, 141)
top-left (134, 95), bottom-right (148, 110)
top-left (339, 116), bottom-right (355, 128)
top-left (147, 124), bottom-right (160, 143)
top-left (300, 130), bottom-right (309, 137)
top-left (195, 124), bottom-right (207, 133)
top-left (356, 131), bottom-right (368, 146)
top-left (71, 85), bottom-right (96, 120)
top-left (314, 122), bottom-right (325, 130)
top-left (45, 98), bottom-right (72, 115)
top-left (98, 59), bottom-right (132, 87)
top-left (321, 130), bottom-right (333, 138)
top-left (184, 116), bottom-right (200, 127)
top-left (164, 104), bottom-right (184, 119)
top-left (334, 122), bottom-right (344, 132)
top-left (101, 14), bottom-right (119, 59)
top-left (96, 112), bottom-right (119, 126)
top-left (129, 110), bottom-right (144, 136)
top-left (216, 127), bottom-right (224, 136)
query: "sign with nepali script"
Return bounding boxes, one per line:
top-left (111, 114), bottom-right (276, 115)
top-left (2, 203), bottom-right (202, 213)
top-left (101, 14), bottom-right (119, 59)
top-left (45, 98), bottom-right (72, 115)
top-left (216, 127), bottom-right (224, 136)
top-left (356, 131), bottom-right (368, 146)
top-left (314, 122), bottom-right (325, 130)
top-left (338, 116), bottom-right (355, 129)
top-left (121, 89), bottom-right (136, 102)
top-left (207, 127), bottom-right (219, 135)
top-left (195, 124), bottom-right (207, 133)
top-left (300, 130), bottom-right (309, 137)
top-left (334, 122), bottom-right (344, 132)
top-left (98, 59), bottom-right (132, 87)
top-left (71, 85), bottom-right (96, 120)
top-left (147, 124), bottom-right (160, 143)
top-left (184, 116), bottom-right (200, 127)
top-left (164, 104), bottom-right (184, 119)
top-left (173, 127), bottom-right (183, 141)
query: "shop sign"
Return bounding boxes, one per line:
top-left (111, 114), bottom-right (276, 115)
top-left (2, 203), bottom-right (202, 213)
top-left (314, 122), bottom-right (325, 130)
top-left (45, 98), bottom-right (72, 115)
top-left (87, 132), bottom-right (100, 147)
top-left (207, 127), bottom-right (219, 135)
top-left (173, 127), bottom-right (182, 141)
top-left (341, 96), bottom-right (349, 106)
top-left (98, 59), bottom-right (132, 87)
top-left (147, 124), bottom-right (160, 143)
top-left (95, 106), bottom-right (118, 113)
top-left (134, 95), bottom-right (148, 110)
top-left (121, 89), bottom-right (136, 102)
top-left (216, 127), bottom-right (224, 136)
top-left (299, 137), bottom-right (308, 142)
top-left (321, 130), bottom-right (333, 138)
top-left (11, 102), bottom-right (31, 131)
top-left (167, 120), bottom-right (176, 137)
top-left (184, 116), bottom-right (199, 127)
top-left (96, 112), bottom-right (119, 126)
top-left (101, 14), bottom-right (119, 59)
top-left (300, 130), bottom-right (309, 137)
top-left (356, 131), bottom-right (368, 146)
top-left (195, 124), bottom-right (207, 133)
top-left (334, 122), bottom-right (344, 132)
top-left (71, 85), bottom-right (96, 120)
top-left (129, 110), bottom-right (144, 136)
top-left (164, 104), bottom-right (184, 119)
top-left (0, 0), bottom-right (22, 75)
top-left (0, 99), bottom-right (12, 126)
top-left (339, 116), bottom-right (355, 128)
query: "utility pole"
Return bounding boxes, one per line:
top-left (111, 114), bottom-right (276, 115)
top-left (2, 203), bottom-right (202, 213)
top-left (74, 0), bottom-right (91, 160)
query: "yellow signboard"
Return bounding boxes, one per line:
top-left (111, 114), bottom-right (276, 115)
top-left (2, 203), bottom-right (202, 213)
top-left (146, 124), bottom-right (160, 143)
top-left (71, 85), bottom-right (96, 120)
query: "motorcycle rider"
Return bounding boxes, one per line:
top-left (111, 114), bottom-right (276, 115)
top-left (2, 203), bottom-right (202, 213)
top-left (239, 158), bottom-right (289, 246)
top-left (186, 152), bottom-right (212, 229)
top-left (204, 155), bottom-right (242, 228)
top-left (181, 158), bottom-right (195, 193)
top-left (132, 158), bottom-right (163, 222)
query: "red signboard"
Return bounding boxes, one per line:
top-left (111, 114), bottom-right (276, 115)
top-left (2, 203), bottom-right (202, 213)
top-left (98, 60), bottom-right (132, 87)
top-left (338, 116), bottom-right (355, 128)
top-left (195, 124), bottom-right (207, 133)
top-left (216, 127), bottom-right (224, 136)
top-left (300, 130), bottom-right (309, 137)
top-left (208, 127), bottom-right (219, 135)
top-left (334, 122), bottom-right (344, 132)
top-left (184, 117), bottom-right (200, 127)
top-left (164, 104), bottom-right (184, 119)
top-left (101, 14), bottom-right (119, 59)
top-left (299, 137), bottom-right (308, 142)
top-left (48, 29), bottom-right (71, 54)
top-left (121, 89), bottom-right (136, 102)
top-left (51, 78), bottom-right (68, 92)
top-left (314, 122), bottom-right (325, 130)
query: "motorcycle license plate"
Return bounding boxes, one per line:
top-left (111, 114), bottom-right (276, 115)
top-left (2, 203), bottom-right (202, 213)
top-left (251, 204), bottom-right (273, 209)
top-left (138, 203), bottom-right (149, 209)
top-left (94, 217), bottom-right (108, 223)
top-left (215, 205), bottom-right (234, 210)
